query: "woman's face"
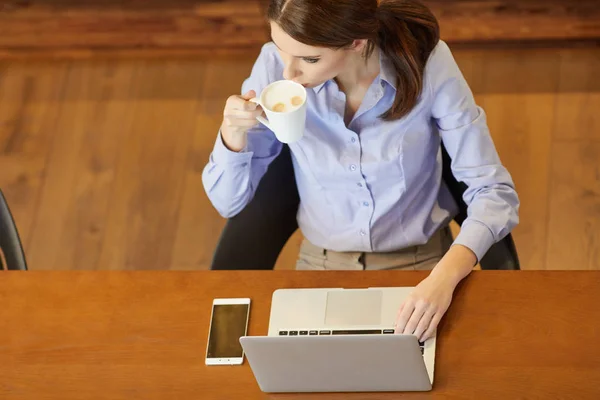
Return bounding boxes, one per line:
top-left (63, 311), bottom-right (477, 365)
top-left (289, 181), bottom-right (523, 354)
top-left (270, 22), bottom-right (359, 88)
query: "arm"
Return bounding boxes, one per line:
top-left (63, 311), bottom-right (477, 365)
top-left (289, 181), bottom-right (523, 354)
top-left (202, 45), bottom-right (283, 218)
top-left (395, 41), bottom-right (520, 341)
top-left (429, 41), bottom-right (520, 265)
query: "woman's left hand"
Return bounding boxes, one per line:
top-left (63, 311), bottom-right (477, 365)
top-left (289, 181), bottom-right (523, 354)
top-left (394, 272), bottom-right (456, 342)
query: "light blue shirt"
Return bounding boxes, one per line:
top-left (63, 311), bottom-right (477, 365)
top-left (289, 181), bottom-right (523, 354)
top-left (202, 40), bottom-right (519, 261)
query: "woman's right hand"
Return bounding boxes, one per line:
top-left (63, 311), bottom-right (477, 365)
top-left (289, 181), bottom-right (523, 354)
top-left (221, 90), bottom-right (263, 152)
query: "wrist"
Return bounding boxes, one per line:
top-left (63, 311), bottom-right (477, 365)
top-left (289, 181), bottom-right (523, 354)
top-left (430, 244), bottom-right (477, 287)
top-left (221, 124), bottom-right (247, 152)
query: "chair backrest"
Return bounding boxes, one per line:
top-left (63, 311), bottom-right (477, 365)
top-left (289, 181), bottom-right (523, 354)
top-left (0, 189), bottom-right (28, 271)
top-left (440, 144), bottom-right (520, 270)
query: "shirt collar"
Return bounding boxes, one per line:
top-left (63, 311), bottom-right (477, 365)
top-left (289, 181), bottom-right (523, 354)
top-left (311, 48), bottom-right (397, 94)
top-left (311, 81), bottom-right (327, 93)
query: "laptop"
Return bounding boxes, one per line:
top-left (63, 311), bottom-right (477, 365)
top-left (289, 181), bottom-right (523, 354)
top-left (240, 287), bottom-right (436, 393)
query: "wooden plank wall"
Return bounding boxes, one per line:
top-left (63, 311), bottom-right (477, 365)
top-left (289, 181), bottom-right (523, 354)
top-left (1, 0), bottom-right (599, 58)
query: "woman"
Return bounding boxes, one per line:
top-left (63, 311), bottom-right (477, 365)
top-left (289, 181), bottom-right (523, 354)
top-left (202, 0), bottom-right (519, 341)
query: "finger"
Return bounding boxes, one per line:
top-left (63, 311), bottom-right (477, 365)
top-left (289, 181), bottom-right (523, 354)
top-left (413, 307), bottom-right (436, 340)
top-left (241, 90), bottom-right (256, 100)
top-left (243, 100), bottom-right (259, 111)
top-left (240, 90), bottom-right (260, 111)
top-left (393, 303), bottom-right (404, 330)
top-left (223, 117), bottom-right (260, 129)
top-left (394, 299), bottom-right (415, 334)
top-left (420, 312), bottom-right (443, 342)
top-left (403, 302), bottom-right (427, 335)
top-left (224, 108), bottom-right (263, 119)
top-left (235, 119), bottom-right (261, 128)
top-left (226, 95), bottom-right (258, 112)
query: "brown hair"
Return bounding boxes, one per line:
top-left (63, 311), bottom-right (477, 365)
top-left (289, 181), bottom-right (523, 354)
top-left (268, 0), bottom-right (440, 120)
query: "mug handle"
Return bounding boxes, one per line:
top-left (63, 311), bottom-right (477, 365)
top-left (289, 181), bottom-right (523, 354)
top-left (249, 97), bottom-right (272, 131)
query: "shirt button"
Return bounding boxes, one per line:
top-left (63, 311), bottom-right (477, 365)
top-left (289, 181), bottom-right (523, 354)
top-left (360, 230), bottom-right (366, 236)
top-left (241, 162), bottom-right (248, 167)
top-left (350, 164), bottom-right (357, 171)
top-left (363, 201), bottom-right (369, 207)
top-left (351, 137), bottom-right (356, 143)
top-left (357, 182), bottom-right (363, 188)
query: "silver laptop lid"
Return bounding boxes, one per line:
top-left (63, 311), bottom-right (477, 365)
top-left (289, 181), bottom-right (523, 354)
top-left (240, 334), bottom-right (431, 393)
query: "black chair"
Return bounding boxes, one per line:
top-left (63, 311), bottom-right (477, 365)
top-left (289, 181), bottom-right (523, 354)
top-left (0, 189), bottom-right (28, 271)
top-left (211, 143), bottom-right (520, 271)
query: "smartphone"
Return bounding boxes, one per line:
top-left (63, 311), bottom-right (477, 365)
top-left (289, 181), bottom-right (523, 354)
top-left (205, 298), bottom-right (251, 365)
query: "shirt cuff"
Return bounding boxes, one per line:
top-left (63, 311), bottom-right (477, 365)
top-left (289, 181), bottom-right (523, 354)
top-left (452, 220), bottom-right (496, 263)
top-left (212, 130), bottom-right (254, 165)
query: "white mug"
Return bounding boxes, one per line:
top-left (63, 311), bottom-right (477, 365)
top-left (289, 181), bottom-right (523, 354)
top-left (249, 80), bottom-right (307, 144)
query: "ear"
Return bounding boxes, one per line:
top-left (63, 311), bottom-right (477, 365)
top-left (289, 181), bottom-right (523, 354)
top-left (350, 39), bottom-right (369, 53)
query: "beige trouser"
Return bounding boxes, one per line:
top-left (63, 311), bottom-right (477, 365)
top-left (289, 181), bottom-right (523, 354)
top-left (296, 226), bottom-right (453, 271)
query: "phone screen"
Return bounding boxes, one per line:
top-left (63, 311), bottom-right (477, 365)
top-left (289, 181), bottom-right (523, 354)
top-left (206, 303), bottom-right (250, 359)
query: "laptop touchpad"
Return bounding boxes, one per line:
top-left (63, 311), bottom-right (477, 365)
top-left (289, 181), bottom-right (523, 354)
top-left (324, 290), bottom-right (382, 326)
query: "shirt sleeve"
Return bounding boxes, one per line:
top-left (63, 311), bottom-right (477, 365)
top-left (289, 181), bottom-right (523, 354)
top-left (202, 44), bottom-right (283, 218)
top-left (427, 40), bottom-right (520, 262)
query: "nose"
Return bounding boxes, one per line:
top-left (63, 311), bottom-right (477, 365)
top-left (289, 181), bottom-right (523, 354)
top-left (282, 60), bottom-right (300, 81)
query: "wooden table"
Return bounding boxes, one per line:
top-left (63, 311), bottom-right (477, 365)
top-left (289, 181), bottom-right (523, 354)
top-left (1, 271), bottom-right (600, 399)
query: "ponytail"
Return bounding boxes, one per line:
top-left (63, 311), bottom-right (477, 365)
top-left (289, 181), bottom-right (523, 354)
top-left (376, 0), bottom-right (439, 120)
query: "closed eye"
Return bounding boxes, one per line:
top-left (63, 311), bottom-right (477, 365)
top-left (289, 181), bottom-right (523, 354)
top-left (303, 58), bottom-right (320, 64)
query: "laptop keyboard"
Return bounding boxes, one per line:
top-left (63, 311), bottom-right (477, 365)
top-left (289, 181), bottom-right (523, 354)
top-left (278, 329), bottom-right (425, 354)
